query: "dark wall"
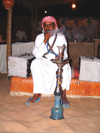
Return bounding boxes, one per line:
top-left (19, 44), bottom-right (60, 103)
top-left (0, 18), bottom-right (7, 40)
top-left (0, 17), bottom-right (32, 41)
top-left (12, 17), bottom-right (32, 41)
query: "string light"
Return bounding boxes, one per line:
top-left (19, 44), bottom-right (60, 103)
top-left (45, 11), bottom-right (47, 13)
top-left (72, 3), bottom-right (76, 9)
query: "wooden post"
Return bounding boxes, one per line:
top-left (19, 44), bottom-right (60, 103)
top-left (35, 8), bottom-right (38, 40)
top-left (6, 8), bottom-right (12, 77)
top-left (94, 39), bottom-right (100, 57)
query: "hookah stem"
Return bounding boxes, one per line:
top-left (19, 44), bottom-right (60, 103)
top-left (46, 40), bottom-right (59, 58)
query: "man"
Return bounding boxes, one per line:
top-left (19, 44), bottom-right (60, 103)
top-left (16, 27), bottom-right (27, 41)
top-left (26, 16), bottom-right (71, 107)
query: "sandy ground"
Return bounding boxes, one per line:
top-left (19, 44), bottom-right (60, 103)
top-left (0, 73), bottom-right (100, 133)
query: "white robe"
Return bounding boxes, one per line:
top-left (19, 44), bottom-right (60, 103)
top-left (31, 33), bottom-right (71, 94)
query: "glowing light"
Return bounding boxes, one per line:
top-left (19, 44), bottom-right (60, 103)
top-left (45, 11), bottom-right (47, 13)
top-left (72, 3), bottom-right (76, 9)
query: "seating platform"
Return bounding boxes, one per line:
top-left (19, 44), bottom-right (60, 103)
top-left (10, 76), bottom-right (100, 97)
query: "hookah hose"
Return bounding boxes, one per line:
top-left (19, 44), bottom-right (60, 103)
top-left (46, 40), bottom-right (59, 58)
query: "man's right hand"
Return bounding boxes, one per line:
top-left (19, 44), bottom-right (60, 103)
top-left (44, 32), bottom-right (51, 45)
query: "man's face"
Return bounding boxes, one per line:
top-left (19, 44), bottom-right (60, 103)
top-left (43, 22), bottom-right (55, 32)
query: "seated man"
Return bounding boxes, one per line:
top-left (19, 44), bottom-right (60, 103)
top-left (26, 16), bottom-right (71, 107)
top-left (15, 27), bottom-right (27, 41)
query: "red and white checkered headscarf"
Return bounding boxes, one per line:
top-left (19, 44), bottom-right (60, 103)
top-left (42, 16), bottom-right (58, 30)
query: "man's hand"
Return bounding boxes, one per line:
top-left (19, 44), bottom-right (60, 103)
top-left (44, 32), bottom-right (51, 45)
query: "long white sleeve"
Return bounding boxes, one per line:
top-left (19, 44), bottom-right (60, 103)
top-left (33, 33), bottom-right (47, 58)
top-left (33, 33), bottom-right (68, 59)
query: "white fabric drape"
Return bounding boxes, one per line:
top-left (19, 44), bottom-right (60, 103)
top-left (0, 42), bottom-right (35, 73)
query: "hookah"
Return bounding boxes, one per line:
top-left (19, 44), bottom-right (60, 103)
top-left (46, 39), bottom-right (69, 120)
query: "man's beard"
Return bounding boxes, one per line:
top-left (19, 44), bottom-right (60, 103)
top-left (45, 29), bottom-right (58, 36)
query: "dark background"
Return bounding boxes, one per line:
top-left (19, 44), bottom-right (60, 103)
top-left (0, 0), bottom-right (100, 41)
top-left (0, 0), bottom-right (100, 19)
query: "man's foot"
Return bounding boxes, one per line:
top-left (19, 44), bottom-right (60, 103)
top-left (29, 94), bottom-right (41, 103)
top-left (62, 89), bottom-right (70, 107)
top-left (62, 96), bottom-right (70, 104)
top-left (26, 94), bottom-right (41, 105)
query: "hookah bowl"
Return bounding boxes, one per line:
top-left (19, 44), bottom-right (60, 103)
top-left (50, 45), bottom-right (69, 120)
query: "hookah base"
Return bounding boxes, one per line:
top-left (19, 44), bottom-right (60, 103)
top-left (50, 106), bottom-right (64, 120)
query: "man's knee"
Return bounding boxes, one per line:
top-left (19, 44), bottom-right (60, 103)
top-left (31, 58), bottom-right (41, 70)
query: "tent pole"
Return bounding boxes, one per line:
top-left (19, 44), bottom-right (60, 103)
top-left (6, 8), bottom-right (12, 79)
